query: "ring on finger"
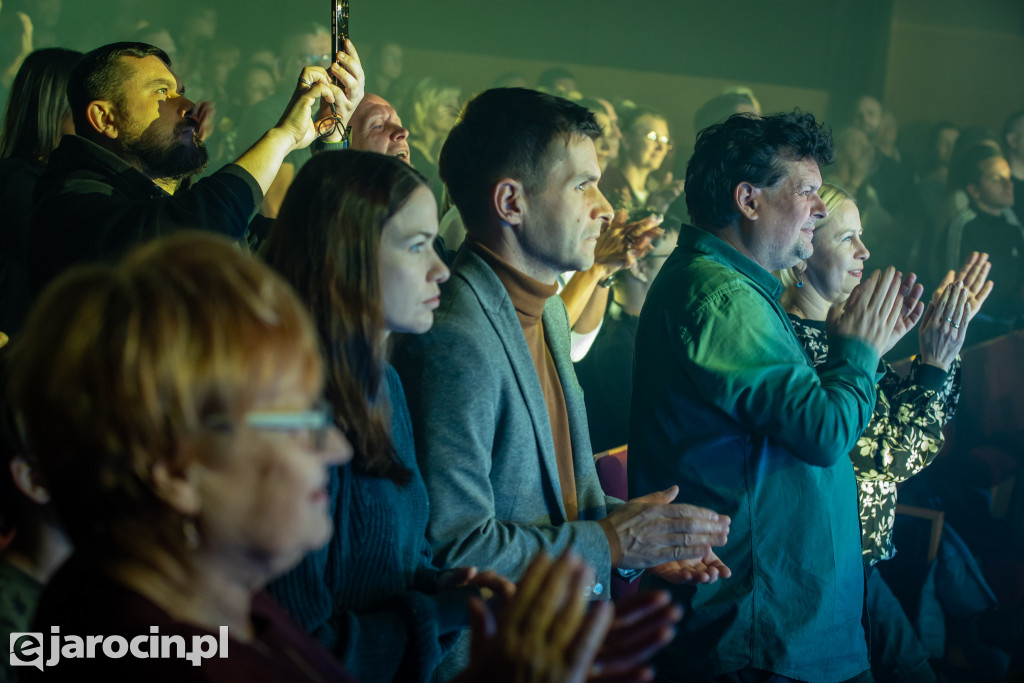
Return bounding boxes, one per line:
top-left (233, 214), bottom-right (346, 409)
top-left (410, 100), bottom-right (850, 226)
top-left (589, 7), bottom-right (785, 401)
top-left (945, 316), bottom-right (954, 324)
top-left (298, 77), bottom-right (312, 87)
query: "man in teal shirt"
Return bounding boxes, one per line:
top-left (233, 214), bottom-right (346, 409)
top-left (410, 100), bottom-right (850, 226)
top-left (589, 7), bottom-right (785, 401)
top-left (629, 111), bottom-right (906, 682)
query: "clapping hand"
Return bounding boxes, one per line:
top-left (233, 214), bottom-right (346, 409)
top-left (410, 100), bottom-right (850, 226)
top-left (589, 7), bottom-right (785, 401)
top-left (934, 251), bottom-right (993, 322)
top-left (593, 210), bottom-right (664, 275)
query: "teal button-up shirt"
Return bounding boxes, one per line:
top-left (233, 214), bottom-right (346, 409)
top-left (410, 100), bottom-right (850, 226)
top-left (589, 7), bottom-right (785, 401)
top-left (629, 225), bottom-right (876, 682)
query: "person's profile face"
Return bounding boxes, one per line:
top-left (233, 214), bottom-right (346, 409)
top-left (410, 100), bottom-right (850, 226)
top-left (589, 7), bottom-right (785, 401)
top-left (749, 158), bottom-right (827, 272)
top-left (969, 156), bottom-right (1014, 211)
top-left (625, 115), bottom-right (671, 171)
top-left (803, 201), bottom-right (869, 304)
top-left (193, 375), bottom-right (351, 576)
top-left (519, 135), bottom-right (613, 279)
top-left (378, 185), bottom-right (449, 334)
top-left (113, 55), bottom-right (207, 180)
top-left (854, 96), bottom-right (882, 139)
top-left (350, 94), bottom-right (410, 163)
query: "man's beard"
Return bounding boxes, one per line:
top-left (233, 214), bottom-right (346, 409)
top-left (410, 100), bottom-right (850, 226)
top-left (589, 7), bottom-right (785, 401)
top-left (120, 118), bottom-right (209, 182)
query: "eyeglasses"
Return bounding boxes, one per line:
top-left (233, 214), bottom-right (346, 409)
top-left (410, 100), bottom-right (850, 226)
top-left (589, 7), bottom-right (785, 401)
top-left (643, 130), bottom-right (673, 148)
top-left (245, 401), bottom-right (335, 451)
top-left (205, 401), bottom-right (336, 452)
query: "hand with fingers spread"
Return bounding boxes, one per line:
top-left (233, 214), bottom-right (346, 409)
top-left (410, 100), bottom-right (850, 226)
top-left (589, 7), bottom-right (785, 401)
top-left (881, 272), bottom-right (925, 355)
top-left (827, 266), bottom-right (906, 355)
top-left (455, 552), bottom-right (614, 683)
top-left (918, 281), bottom-right (971, 371)
top-left (594, 210), bottom-right (664, 277)
top-left (602, 485), bottom-right (730, 570)
top-left (649, 549), bottom-right (731, 585)
top-left (588, 590), bottom-right (682, 683)
top-left (934, 251), bottom-right (993, 322)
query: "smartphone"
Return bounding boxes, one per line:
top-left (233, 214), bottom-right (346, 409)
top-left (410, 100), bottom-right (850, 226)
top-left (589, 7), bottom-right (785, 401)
top-left (332, 0), bottom-right (350, 65)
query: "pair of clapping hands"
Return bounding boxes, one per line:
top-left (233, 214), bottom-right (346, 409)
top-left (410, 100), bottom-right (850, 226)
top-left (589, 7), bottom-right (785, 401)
top-left (828, 252), bottom-right (994, 363)
top-left (449, 485), bottom-right (733, 681)
top-left (451, 551), bottom-right (684, 683)
top-left (593, 210), bottom-right (666, 277)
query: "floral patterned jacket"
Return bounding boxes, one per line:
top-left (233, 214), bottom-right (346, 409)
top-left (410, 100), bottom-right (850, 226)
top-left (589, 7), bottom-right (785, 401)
top-left (789, 315), bottom-right (961, 565)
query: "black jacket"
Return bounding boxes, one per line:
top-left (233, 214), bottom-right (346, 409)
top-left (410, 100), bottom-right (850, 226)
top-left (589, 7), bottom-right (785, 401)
top-left (27, 135), bottom-right (263, 295)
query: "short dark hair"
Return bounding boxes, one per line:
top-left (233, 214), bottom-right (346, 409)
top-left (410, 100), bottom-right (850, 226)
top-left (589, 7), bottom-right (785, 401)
top-left (68, 42), bottom-right (170, 136)
top-left (685, 110), bottom-right (833, 229)
top-left (438, 87), bottom-right (601, 230)
top-left (950, 144), bottom-right (1003, 193)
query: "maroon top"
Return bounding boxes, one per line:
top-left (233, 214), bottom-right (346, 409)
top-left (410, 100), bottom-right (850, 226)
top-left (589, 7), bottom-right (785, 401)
top-left (22, 554), bottom-right (357, 682)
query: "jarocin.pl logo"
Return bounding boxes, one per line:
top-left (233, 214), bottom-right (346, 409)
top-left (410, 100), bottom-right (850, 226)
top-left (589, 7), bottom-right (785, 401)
top-left (9, 626), bottom-right (229, 670)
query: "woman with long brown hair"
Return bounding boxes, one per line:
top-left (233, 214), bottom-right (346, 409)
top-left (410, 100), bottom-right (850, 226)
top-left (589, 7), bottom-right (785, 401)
top-left (261, 150), bottom-right (504, 682)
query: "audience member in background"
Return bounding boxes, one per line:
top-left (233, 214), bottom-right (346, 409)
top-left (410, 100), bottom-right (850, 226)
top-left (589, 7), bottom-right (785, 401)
top-left (393, 86), bottom-right (727, 677)
top-left (0, 5), bottom-right (33, 108)
top-left (0, 47), bottom-right (80, 337)
top-left (931, 125), bottom-right (1001, 250)
top-left (1003, 109), bottom-right (1024, 226)
top-left (232, 22), bottom-right (334, 217)
top-left (131, 23), bottom-right (178, 64)
top-left (825, 126), bottom-right (898, 271)
top-left (780, 184), bottom-right (992, 681)
top-left (171, 4), bottom-right (217, 84)
top-left (338, 92), bottom-right (410, 164)
top-left (692, 90), bottom-right (760, 140)
top-left (491, 71), bottom-right (528, 89)
top-left (943, 145), bottom-right (1022, 342)
top-left (368, 41), bottom-right (403, 100)
top-left (27, 39), bottom-right (363, 294)
top-left (578, 97), bottom-right (620, 173)
top-left (600, 104), bottom-right (685, 214)
top-left (261, 151), bottom-right (507, 681)
top-left (630, 111), bottom-right (910, 682)
top-left (209, 60), bottom-right (279, 168)
top-left (575, 223), bottom-right (680, 453)
top-left (917, 121), bottom-right (960, 230)
top-left (404, 76), bottom-right (461, 205)
top-left (537, 66), bottom-right (579, 99)
top-left (0, 350), bottom-right (72, 683)
top-left (666, 88), bottom-right (762, 226)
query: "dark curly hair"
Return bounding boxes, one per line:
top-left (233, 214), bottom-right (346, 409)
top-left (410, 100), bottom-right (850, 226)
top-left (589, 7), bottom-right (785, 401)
top-left (685, 110), bottom-right (833, 229)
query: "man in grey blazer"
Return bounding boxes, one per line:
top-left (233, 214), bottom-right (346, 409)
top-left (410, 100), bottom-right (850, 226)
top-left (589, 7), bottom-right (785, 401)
top-left (392, 88), bottom-right (731, 599)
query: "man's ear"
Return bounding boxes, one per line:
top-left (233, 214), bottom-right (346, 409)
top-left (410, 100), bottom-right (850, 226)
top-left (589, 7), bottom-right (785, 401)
top-left (9, 456), bottom-right (50, 505)
top-left (150, 456), bottom-right (201, 517)
top-left (84, 100), bottom-right (120, 140)
top-left (734, 181), bottom-right (761, 221)
top-left (493, 178), bottom-right (527, 230)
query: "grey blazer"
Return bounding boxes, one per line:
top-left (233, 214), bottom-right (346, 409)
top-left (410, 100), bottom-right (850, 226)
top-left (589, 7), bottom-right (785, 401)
top-left (392, 247), bottom-right (621, 591)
